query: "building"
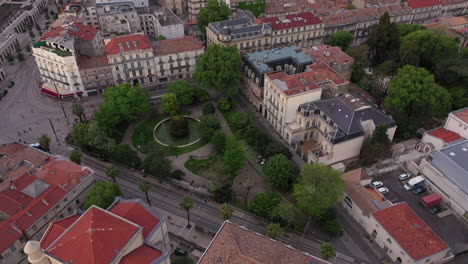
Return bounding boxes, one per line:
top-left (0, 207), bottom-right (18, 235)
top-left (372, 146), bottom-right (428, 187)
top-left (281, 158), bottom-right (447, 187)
top-left (96, 2), bottom-right (141, 37)
top-left (198, 221), bottom-right (329, 264)
top-left (24, 197), bottom-right (170, 264)
top-left (78, 55), bottom-right (114, 95)
top-left (407, 0), bottom-right (442, 24)
top-left (302, 44), bottom-right (354, 79)
top-left (188, 0), bottom-right (207, 20)
top-left (95, 0), bottom-right (149, 8)
top-left (0, 142), bottom-right (95, 264)
top-left (241, 45), bottom-right (314, 111)
top-left (425, 15), bottom-right (468, 48)
top-left (33, 16), bottom-right (105, 98)
top-left (206, 12), bottom-right (325, 53)
top-left (370, 203), bottom-right (449, 264)
top-left (162, 0), bottom-right (187, 16)
top-left (0, 0), bottom-right (48, 66)
top-left (411, 139), bottom-right (468, 220)
top-left (444, 107), bottom-right (468, 138)
top-left (137, 7), bottom-right (184, 39)
top-left (420, 128), bottom-right (462, 152)
top-left (283, 93), bottom-right (396, 165)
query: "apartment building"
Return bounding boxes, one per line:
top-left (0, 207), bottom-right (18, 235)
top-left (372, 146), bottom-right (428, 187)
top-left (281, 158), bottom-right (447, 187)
top-left (95, 0), bottom-right (149, 8)
top-left (78, 55), bottom-right (114, 94)
top-left (207, 12), bottom-right (325, 53)
top-left (302, 45), bottom-right (354, 80)
top-left (162, 0), bottom-right (187, 16)
top-left (24, 198), bottom-right (170, 264)
top-left (0, 142), bottom-right (95, 264)
top-left (0, 0), bottom-right (48, 66)
top-left (137, 7), bottom-right (184, 39)
top-left (96, 2), bottom-right (141, 37)
top-left (33, 16), bottom-right (105, 98)
top-left (188, 0), bottom-right (207, 20)
top-left (242, 45), bottom-right (314, 111)
top-left (425, 15), bottom-right (468, 48)
top-left (283, 92), bottom-right (396, 165)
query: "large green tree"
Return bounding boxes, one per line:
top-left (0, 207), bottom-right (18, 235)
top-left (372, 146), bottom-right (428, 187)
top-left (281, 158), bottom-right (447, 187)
top-left (161, 93), bottom-right (180, 116)
top-left (223, 136), bottom-right (245, 174)
top-left (293, 164), bottom-right (344, 219)
top-left (384, 65), bottom-right (452, 138)
top-left (269, 202), bottom-right (295, 227)
top-left (327, 30), bottom-right (353, 50)
top-left (72, 103), bottom-right (86, 122)
top-left (263, 154), bottom-right (295, 190)
top-left (83, 181), bottom-right (122, 210)
top-left (71, 121), bottom-right (116, 157)
top-left (248, 191), bottom-right (281, 218)
top-left (94, 83), bottom-right (150, 132)
top-left (69, 149), bottom-right (82, 165)
top-left (360, 125), bottom-right (392, 166)
top-left (368, 12), bottom-right (400, 66)
top-left (400, 30), bottom-right (458, 71)
top-left (266, 223), bottom-right (283, 239)
top-left (141, 149), bottom-right (171, 180)
top-left (211, 130), bottom-right (226, 153)
top-left (111, 144), bottom-right (141, 168)
top-left (197, 0), bottom-right (231, 33)
top-left (197, 114), bottom-right (221, 141)
top-left (396, 23), bottom-right (425, 40)
top-left (168, 80), bottom-right (196, 106)
top-left (193, 45), bottom-right (242, 96)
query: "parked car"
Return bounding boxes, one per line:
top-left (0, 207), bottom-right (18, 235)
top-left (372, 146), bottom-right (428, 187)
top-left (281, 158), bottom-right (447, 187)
top-left (372, 181), bottom-right (384, 188)
top-left (0, 90), bottom-right (8, 97)
top-left (174, 248), bottom-right (188, 256)
top-left (412, 186), bottom-right (426, 195)
top-left (429, 206), bottom-right (441, 214)
top-left (398, 173), bottom-right (410, 181)
top-left (7, 81), bottom-right (14, 88)
top-left (377, 187), bottom-right (389, 194)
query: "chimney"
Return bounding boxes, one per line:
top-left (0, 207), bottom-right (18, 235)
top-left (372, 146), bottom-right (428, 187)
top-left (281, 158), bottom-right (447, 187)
top-left (24, 241), bottom-right (51, 264)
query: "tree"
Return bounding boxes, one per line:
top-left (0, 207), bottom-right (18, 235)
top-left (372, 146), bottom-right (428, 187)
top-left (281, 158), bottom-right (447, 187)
top-left (327, 30), bottom-right (353, 50)
top-left (230, 112), bottom-right (249, 129)
top-left (269, 202), bottom-right (295, 227)
top-left (197, 0), bottom-right (231, 33)
top-left (94, 83), bottom-right (150, 132)
top-left (106, 165), bottom-right (118, 183)
top-left (72, 103), bottom-right (86, 122)
top-left (368, 12), bottom-right (400, 65)
top-left (248, 191), bottom-right (281, 218)
top-left (384, 65), bottom-right (451, 138)
top-left (266, 223), bottom-right (283, 239)
top-left (197, 114), bottom-right (221, 141)
top-left (217, 97), bottom-right (234, 111)
top-left (223, 136), bottom-right (245, 174)
top-left (400, 30), bottom-right (459, 71)
top-left (211, 184), bottom-right (233, 203)
top-left (141, 149), bottom-right (171, 180)
top-left (264, 142), bottom-right (292, 159)
top-left (194, 45), bottom-right (242, 96)
top-left (360, 125), bottom-right (392, 166)
top-left (263, 154), bottom-right (295, 190)
top-left (293, 164), bottom-right (344, 219)
top-left (139, 180), bottom-right (151, 206)
top-left (69, 149), bottom-right (82, 165)
top-left (16, 51), bottom-right (24, 62)
top-left (320, 242), bottom-right (336, 260)
top-left (83, 181), bottom-right (122, 210)
top-left (202, 102), bottom-right (215, 115)
top-left (161, 93), bottom-right (180, 116)
top-left (170, 115), bottom-right (189, 138)
top-left (346, 44), bottom-right (370, 83)
top-left (179, 196), bottom-right (193, 228)
top-left (397, 23), bottom-right (425, 40)
top-left (75, 121), bottom-right (115, 157)
top-left (218, 203), bottom-right (233, 220)
top-left (168, 80), bottom-right (196, 106)
top-left (211, 130), bottom-right (226, 153)
top-left (6, 53), bottom-right (14, 64)
top-left (38, 134), bottom-right (51, 152)
top-left (111, 144), bottom-right (141, 168)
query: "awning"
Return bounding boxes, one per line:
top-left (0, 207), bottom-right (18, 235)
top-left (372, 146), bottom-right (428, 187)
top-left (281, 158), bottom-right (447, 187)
top-left (41, 88), bottom-right (58, 98)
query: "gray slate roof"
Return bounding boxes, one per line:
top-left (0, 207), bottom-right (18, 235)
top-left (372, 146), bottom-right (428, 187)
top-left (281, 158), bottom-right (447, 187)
top-left (244, 46), bottom-right (313, 73)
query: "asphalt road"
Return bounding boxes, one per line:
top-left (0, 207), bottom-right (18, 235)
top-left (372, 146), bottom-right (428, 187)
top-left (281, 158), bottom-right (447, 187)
top-left (81, 154), bottom-right (362, 264)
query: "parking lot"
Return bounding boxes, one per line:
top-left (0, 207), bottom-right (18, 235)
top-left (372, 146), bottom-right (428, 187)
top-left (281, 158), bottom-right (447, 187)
top-left (372, 168), bottom-right (468, 262)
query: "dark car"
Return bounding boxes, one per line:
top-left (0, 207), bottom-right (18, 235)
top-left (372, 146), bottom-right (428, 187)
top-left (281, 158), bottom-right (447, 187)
top-left (0, 90), bottom-right (8, 97)
top-left (412, 186), bottom-right (426, 195)
top-left (429, 206), bottom-right (441, 214)
top-left (7, 81), bottom-right (14, 88)
top-left (174, 248), bottom-right (188, 256)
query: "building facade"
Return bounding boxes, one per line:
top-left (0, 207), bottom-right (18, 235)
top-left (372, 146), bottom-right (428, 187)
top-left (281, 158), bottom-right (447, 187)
top-left (137, 7), bottom-right (184, 39)
top-left (96, 2), bottom-right (141, 37)
top-left (188, 0), bottom-right (207, 20)
top-left (162, 0), bottom-right (187, 16)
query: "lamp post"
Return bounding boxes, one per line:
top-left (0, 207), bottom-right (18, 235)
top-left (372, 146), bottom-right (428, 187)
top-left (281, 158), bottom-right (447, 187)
top-left (53, 81), bottom-right (69, 125)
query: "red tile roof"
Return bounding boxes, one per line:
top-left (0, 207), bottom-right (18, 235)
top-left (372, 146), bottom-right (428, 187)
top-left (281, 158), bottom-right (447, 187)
top-left (303, 45), bottom-right (354, 66)
top-left (40, 215), bottom-right (80, 249)
top-left (0, 190), bottom-right (33, 216)
top-left (428, 128), bottom-right (461, 143)
top-left (454, 108), bottom-right (468, 124)
top-left (78, 55), bottom-right (109, 70)
top-left (372, 203), bottom-right (448, 260)
top-left (261, 12), bottom-right (323, 31)
top-left (120, 245), bottom-right (163, 264)
top-left (153, 36), bottom-right (204, 55)
top-left (105, 34), bottom-right (152, 55)
top-left (110, 202), bottom-right (159, 239)
top-left (40, 22), bottom-right (98, 42)
top-left (199, 221), bottom-right (328, 264)
top-left (407, 0), bottom-right (441, 8)
top-left (46, 207), bottom-right (140, 264)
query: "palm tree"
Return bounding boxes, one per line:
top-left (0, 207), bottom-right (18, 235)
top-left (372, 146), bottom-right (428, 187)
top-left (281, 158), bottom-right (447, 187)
top-left (139, 180), bottom-right (151, 206)
top-left (69, 149), bottom-right (82, 164)
top-left (72, 103), bottom-right (86, 122)
top-left (320, 242), bottom-right (336, 260)
top-left (106, 165), bottom-right (118, 183)
top-left (218, 203), bottom-right (233, 221)
top-left (38, 134), bottom-right (51, 152)
top-left (179, 196), bottom-right (193, 228)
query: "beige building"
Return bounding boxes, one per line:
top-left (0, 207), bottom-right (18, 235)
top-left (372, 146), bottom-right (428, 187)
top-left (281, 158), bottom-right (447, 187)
top-left (24, 198), bottom-right (170, 264)
top-left (162, 0), bottom-right (187, 16)
top-left (444, 107), bottom-right (468, 138)
top-left (137, 7), bottom-right (184, 39)
top-left (96, 2), bottom-right (141, 37)
top-left (78, 55), bottom-right (114, 94)
top-left (188, 0), bottom-right (207, 20)
top-left (0, 143), bottom-right (95, 264)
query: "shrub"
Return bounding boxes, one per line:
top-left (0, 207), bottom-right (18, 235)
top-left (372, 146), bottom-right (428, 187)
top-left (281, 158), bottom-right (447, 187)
top-left (248, 191), bottom-right (281, 218)
top-left (230, 112), bottom-right (249, 129)
top-left (202, 102), bottom-right (215, 115)
top-left (211, 184), bottom-right (233, 203)
top-left (218, 97), bottom-right (234, 111)
top-left (170, 169), bottom-right (185, 180)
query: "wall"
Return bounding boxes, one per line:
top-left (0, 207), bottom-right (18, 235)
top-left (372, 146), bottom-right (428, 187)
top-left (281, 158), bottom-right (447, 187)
top-left (421, 134), bottom-right (445, 151)
top-left (157, 23), bottom-right (184, 39)
top-left (444, 113), bottom-right (468, 138)
top-left (321, 135), bottom-right (364, 165)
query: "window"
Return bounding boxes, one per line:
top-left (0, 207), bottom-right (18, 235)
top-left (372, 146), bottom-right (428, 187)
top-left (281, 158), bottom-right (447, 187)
top-left (115, 66), bottom-right (119, 71)
top-left (396, 257), bottom-right (402, 264)
top-left (9, 244), bottom-right (16, 252)
top-left (387, 238), bottom-right (392, 244)
top-left (371, 230), bottom-right (377, 239)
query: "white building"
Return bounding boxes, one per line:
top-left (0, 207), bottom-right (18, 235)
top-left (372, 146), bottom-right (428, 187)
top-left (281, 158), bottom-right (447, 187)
top-left (138, 7), bottom-right (184, 39)
top-left (444, 107), bottom-right (468, 139)
top-left (96, 1), bottom-right (141, 37)
top-left (95, 0), bottom-right (149, 8)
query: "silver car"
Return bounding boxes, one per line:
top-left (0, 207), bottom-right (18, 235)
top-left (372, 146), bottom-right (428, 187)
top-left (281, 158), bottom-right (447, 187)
top-left (377, 187), bottom-right (389, 194)
top-left (399, 173), bottom-right (410, 181)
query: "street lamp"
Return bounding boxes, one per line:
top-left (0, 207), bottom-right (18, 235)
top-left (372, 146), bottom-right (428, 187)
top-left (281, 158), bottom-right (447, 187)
top-left (53, 81), bottom-right (70, 125)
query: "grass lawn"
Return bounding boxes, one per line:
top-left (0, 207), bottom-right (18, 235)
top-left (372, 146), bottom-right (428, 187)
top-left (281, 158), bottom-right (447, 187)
top-left (238, 0), bottom-right (265, 17)
top-left (184, 154), bottom-right (231, 184)
top-left (240, 140), bottom-right (266, 178)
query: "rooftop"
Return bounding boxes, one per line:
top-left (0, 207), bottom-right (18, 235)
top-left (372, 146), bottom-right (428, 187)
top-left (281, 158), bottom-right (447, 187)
top-left (153, 36), bottom-right (203, 55)
top-left (427, 128), bottom-right (462, 143)
top-left (105, 34), bottom-right (152, 55)
top-left (208, 17), bottom-right (272, 41)
top-left (78, 55), bottom-right (109, 70)
top-left (261, 12), bottom-right (323, 31)
top-left (39, 18), bottom-right (98, 42)
top-left (451, 106), bottom-right (468, 124)
top-left (244, 46), bottom-right (313, 73)
top-left (303, 45), bottom-right (354, 66)
top-left (0, 2), bottom-right (26, 32)
top-left (407, 0), bottom-right (441, 8)
top-left (199, 221), bottom-right (328, 264)
top-left (372, 203), bottom-right (449, 260)
top-left (96, 1), bottom-right (136, 15)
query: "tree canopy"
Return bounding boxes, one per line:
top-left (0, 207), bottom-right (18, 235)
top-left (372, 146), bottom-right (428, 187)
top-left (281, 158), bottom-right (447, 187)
top-left (218, 203), bottom-right (233, 220)
top-left (193, 45), bottom-right (242, 96)
top-left (327, 30), bottom-right (353, 50)
top-left (320, 242), bottom-right (336, 260)
top-left (38, 134), bottom-right (51, 152)
top-left (211, 130), bottom-right (226, 153)
top-left (71, 121), bottom-right (116, 157)
top-left (248, 191), bottom-right (281, 218)
top-left (141, 149), bottom-right (171, 180)
top-left (269, 202), bottom-right (295, 227)
top-left (197, 0), bottom-right (231, 33)
top-left (263, 154), bottom-right (295, 190)
top-left (293, 164), bottom-right (344, 218)
top-left (223, 136), bottom-right (245, 174)
top-left (266, 223), bottom-right (283, 239)
top-left (83, 181), bottom-right (122, 210)
top-left (368, 12), bottom-right (400, 65)
top-left (69, 149), bottom-right (82, 165)
top-left (197, 114), bottom-right (221, 141)
top-left (111, 144), bottom-right (141, 168)
top-left (168, 80), bottom-right (196, 106)
top-left (360, 125), bottom-right (392, 166)
top-left (396, 23), bottom-right (425, 40)
top-left (161, 93), bottom-right (180, 116)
